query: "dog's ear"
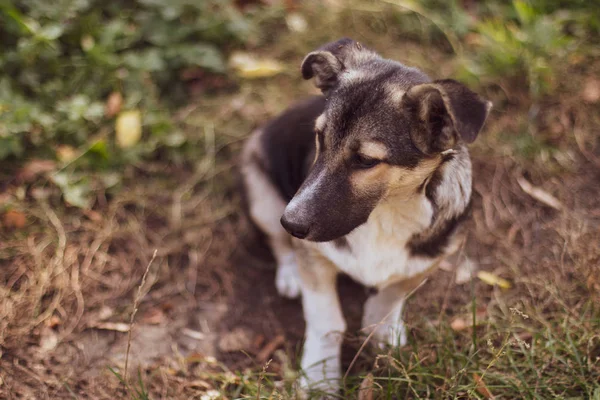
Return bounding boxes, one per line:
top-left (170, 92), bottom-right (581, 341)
top-left (404, 79), bottom-right (492, 154)
top-left (301, 38), bottom-right (378, 94)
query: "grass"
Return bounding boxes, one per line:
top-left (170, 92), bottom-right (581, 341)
top-left (1, 1), bottom-right (600, 399)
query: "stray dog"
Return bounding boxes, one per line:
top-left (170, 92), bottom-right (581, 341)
top-left (240, 38), bottom-right (491, 392)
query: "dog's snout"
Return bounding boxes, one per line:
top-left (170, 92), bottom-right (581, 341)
top-left (280, 215), bottom-right (310, 239)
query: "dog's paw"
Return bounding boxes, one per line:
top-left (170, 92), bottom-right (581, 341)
top-left (363, 321), bottom-right (407, 349)
top-left (276, 261), bottom-right (301, 299)
top-left (297, 373), bottom-right (339, 399)
top-left (376, 323), bottom-right (407, 349)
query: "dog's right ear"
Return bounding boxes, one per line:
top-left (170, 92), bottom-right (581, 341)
top-left (301, 38), bottom-right (377, 94)
top-left (404, 79), bottom-right (492, 155)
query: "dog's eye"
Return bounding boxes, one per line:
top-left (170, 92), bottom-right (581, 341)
top-left (352, 154), bottom-right (381, 169)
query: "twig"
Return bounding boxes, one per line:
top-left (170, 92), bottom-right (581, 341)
top-left (124, 249), bottom-right (158, 382)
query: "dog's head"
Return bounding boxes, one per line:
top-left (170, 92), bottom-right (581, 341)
top-left (281, 38), bottom-right (492, 242)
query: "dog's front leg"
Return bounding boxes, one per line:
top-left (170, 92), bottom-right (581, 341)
top-left (362, 282), bottom-right (408, 348)
top-left (296, 246), bottom-right (345, 394)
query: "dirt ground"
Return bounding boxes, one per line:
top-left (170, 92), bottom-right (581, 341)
top-left (2, 118), bottom-right (599, 399)
top-left (1, 17), bottom-right (600, 399)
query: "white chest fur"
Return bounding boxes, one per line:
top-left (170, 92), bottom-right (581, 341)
top-left (308, 194), bottom-right (436, 288)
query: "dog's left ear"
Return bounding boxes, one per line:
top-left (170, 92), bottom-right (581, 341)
top-left (404, 79), bottom-right (492, 155)
top-left (301, 38), bottom-right (379, 94)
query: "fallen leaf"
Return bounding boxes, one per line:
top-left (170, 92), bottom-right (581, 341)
top-left (3, 210), bottom-right (26, 229)
top-left (358, 373), bottom-right (374, 400)
top-left (140, 308), bottom-right (166, 325)
top-left (115, 110), bottom-right (142, 148)
top-left (450, 308), bottom-right (487, 331)
top-left (286, 13), bottom-right (308, 33)
top-left (97, 306), bottom-right (114, 321)
top-left (185, 352), bottom-right (207, 364)
top-left (450, 317), bottom-right (469, 331)
top-left (39, 327), bottom-right (59, 353)
top-left (45, 315), bottom-right (61, 329)
top-left (256, 334), bottom-right (285, 362)
top-left (83, 209), bottom-right (102, 222)
top-left (582, 78), bottom-right (600, 103)
top-left (90, 322), bottom-right (129, 332)
top-left (473, 373), bottom-right (495, 399)
top-left (229, 52), bottom-right (284, 79)
top-left (16, 160), bottom-right (56, 182)
top-left (181, 328), bottom-right (206, 341)
top-left (218, 327), bottom-right (253, 352)
top-left (517, 176), bottom-right (563, 210)
top-left (56, 145), bottom-right (77, 163)
top-left (455, 257), bottom-right (478, 284)
top-left (105, 92), bottom-right (123, 117)
top-left (477, 271), bottom-right (511, 290)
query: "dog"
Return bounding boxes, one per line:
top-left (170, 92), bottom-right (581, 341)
top-left (240, 38), bottom-right (491, 393)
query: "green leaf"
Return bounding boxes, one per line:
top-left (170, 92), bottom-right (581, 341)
top-left (51, 172), bottom-right (93, 209)
top-left (513, 0), bottom-right (536, 26)
top-left (165, 44), bottom-right (225, 72)
top-left (89, 140), bottom-right (109, 160)
top-left (122, 48), bottom-right (165, 72)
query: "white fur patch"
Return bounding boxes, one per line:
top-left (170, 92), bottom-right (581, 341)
top-left (314, 113), bottom-right (327, 132)
top-left (359, 141), bottom-right (388, 160)
top-left (307, 192), bottom-right (435, 288)
top-left (341, 69), bottom-right (367, 84)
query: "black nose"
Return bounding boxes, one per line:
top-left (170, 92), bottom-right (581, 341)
top-left (280, 215), bottom-right (309, 239)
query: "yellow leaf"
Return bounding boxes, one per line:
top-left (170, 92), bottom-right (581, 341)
top-left (115, 110), bottom-right (142, 148)
top-left (229, 52), bottom-right (284, 79)
top-left (477, 271), bottom-right (511, 289)
top-left (56, 145), bottom-right (77, 163)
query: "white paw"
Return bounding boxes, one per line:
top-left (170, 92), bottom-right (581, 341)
top-left (275, 261), bottom-right (301, 299)
top-left (377, 323), bottom-right (407, 348)
top-left (298, 366), bottom-right (340, 398)
top-left (362, 316), bottom-right (408, 348)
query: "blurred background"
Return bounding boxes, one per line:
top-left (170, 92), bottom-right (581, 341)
top-left (1, 0), bottom-right (599, 399)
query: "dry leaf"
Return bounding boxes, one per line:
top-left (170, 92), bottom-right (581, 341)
top-left (45, 315), bottom-right (61, 329)
top-left (477, 271), bottom-right (511, 290)
top-left (256, 334), bottom-right (285, 362)
top-left (358, 373), bottom-right (374, 400)
top-left (455, 257), bottom-right (478, 285)
top-left (450, 317), bottom-right (469, 331)
top-left (83, 209), bottom-right (102, 222)
top-left (115, 110), bottom-right (142, 148)
top-left (105, 92), bottom-right (123, 117)
top-left (218, 327), bottom-right (253, 352)
top-left (181, 328), bottom-right (206, 341)
top-left (3, 210), bottom-right (26, 229)
top-left (16, 160), bottom-right (56, 182)
top-left (473, 373), bottom-right (495, 399)
top-left (91, 322), bottom-right (129, 332)
top-left (39, 327), bottom-right (58, 353)
top-left (229, 52), bottom-right (284, 79)
top-left (140, 308), bottom-right (166, 325)
top-left (56, 145), bottom-right (77, 163)
top-left (517, 176), bottom-right (563, 210)
top-left (286, 13), bottom-right (308, 33)
top-left (582, 78), bottom-right (600, 103)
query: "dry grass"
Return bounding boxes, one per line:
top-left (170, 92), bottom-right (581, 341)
top-left (1, 2), bottom-right (599, 399)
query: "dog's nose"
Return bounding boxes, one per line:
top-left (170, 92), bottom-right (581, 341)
top-left (280, 215), bottom-right (309, 239)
